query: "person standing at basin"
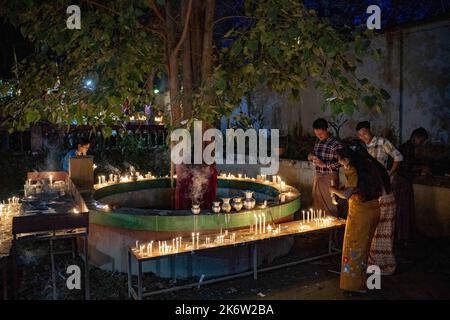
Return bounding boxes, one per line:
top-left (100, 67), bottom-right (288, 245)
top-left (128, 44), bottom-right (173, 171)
top-left (395, 127), bottom-right (429, 245)
top-left (355, 121), bottom-right (403, 272)
top-left (330, 147), bottom-right (387, 293)
top-left (356, 121), bottom-right (404, 177)
top-left (62, 137), bottom-right (91, 172)
top-left (308, 118), bottom-right (343, 217)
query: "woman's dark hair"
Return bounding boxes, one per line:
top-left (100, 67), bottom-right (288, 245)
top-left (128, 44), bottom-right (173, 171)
top-left (337, 146), bottom-right (391, 201)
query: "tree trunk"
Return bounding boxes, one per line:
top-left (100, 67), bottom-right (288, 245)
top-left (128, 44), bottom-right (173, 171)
top-left (182, 0), bottom-right (193, 120)
top-left (201, 0), bottom-right (215, 86)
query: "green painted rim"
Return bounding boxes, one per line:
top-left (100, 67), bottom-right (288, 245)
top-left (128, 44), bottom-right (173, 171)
top-left (90, 178), bottom-right (301, 232)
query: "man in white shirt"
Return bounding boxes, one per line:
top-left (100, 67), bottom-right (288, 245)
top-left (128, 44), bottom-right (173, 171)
top-left (356, 121), bottom-right (403, 176)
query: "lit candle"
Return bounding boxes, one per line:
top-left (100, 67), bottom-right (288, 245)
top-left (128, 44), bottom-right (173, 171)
top-left (135, 240), bottom-right (139, 249)
top-left (49, 175), bottom-right (53, 187)
top-left (192, 233), bottom-right (195, 249)
top-left (259, 214), bottom-right (263, 235)
top-left (263, 213), bottom-right (266, 234)
top-left (98, 177), bottom-right (101, 185)
top-left (254, 214), bottom-right (258, 234)
top-left (302, 210), bottom-right (305, 223)
top-left (149, 243), bottom-right (154, 255)
top-left (196, 233), bottom-right (200, 249)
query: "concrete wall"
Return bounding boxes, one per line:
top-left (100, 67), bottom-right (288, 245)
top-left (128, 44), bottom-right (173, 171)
top-left (413, 183), bottom-right (450, 238)
top-left (219, 159), bottom-right (450, 237)
top-left (277, 159), bottom-right (450, 238)
top-left (250, 19), bottom-right (450, 145)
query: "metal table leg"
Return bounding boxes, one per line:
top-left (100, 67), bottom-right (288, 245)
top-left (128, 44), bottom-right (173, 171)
top-left (127, 250), bottom-right (132, 298)
top-left (2, 259), bottom-right (7, 300)
top-left (12, 238), bottom-right (18, 300)
top-left (253, 242), bottom-right (258, 280)
top-left (71, 238), bottom-right (76, 262)
top-left (171, 255), bottom-right (177, 284)
top-left (49, 239), bottom-right (57, 300)
top-left (137, 260), bottom-right (143, 300)
top-left (84, 236), bottom-right (90, 300)
top-left (328, 229), bottom-right (333, 253)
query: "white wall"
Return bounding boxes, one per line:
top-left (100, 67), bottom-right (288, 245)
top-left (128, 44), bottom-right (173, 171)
top-left (250, 19), bottom-right (450, 145)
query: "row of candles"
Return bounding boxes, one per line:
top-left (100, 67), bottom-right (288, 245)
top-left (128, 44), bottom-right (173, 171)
top-left (251, 213), bottom-right (266, 235)
top-left (134, 215), bottom-right (333, 258)
top-left (219, 172), bottom-right (287, 192)
top-left (97, 171), bottom-right (276, 187)
top-left (24, 176), bottom-right (67, 197)
top-left (250, 213), bottom-right (282, 236)
top-left (134, 229), bottom-right (239, 257)
top-left (96, 171), bottom-right (157, 187)
top-left (95, 170), bottom-right (291, 202)
top-left (133, 210), bottom-right (338, 258)
top-left (25, 175), bottom-right (53, 187)
top-left (301, 208), bottom-right (325, 224)
top-left (0, 197), bottom-right (21, 219)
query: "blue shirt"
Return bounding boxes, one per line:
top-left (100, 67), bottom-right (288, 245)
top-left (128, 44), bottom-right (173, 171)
top-left (62, 149), bottom-right (77, 172)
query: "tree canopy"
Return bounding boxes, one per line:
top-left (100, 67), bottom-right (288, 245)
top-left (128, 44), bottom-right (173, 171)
top-left (0, 0), bottom-right (389, 135)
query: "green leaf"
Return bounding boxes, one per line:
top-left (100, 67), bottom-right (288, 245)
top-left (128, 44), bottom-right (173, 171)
top-left (231, 42), bottom-right (243, 57)
top-left (101, 127), bottom-right (113, 138)
top-left (246, 39), bottom-right (259, 53)
top-left (217, 77), bottom-right (226, 91)
top-left (242, 64), bottom-right (255, 75)
top-left (380, 88), bottom-right (391, 100)
top-left (363, 95), bottom-right (377, 109)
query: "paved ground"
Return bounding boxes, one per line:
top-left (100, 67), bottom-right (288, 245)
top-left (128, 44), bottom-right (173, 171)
top-left (6, 233), bottom-right (450, 300)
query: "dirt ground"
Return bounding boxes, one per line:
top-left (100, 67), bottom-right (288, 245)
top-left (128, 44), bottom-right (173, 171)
top-left (4, 232), bottom-right (450, 300)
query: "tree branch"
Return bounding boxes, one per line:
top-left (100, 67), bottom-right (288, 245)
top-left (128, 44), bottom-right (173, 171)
top-left (147, 0), bottom-right (166, 24)
top-left (171, 0), bottom-right (193, 58)
top-left (142, 25), bottom-right (167, 40)
top-left (84, 0), bottom-right (166, 40)
top-left (213, 15), bottom-right (255, 26)
top-left (83, 0), bottom-right (120, 15)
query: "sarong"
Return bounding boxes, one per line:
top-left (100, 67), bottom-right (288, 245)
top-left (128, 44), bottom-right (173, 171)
top-left (340, 196), bottom-right (380, 292)
top-left (368, 193), bottom-right (397, 275)
top-left (312, 172), bottom-right (339, 217)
